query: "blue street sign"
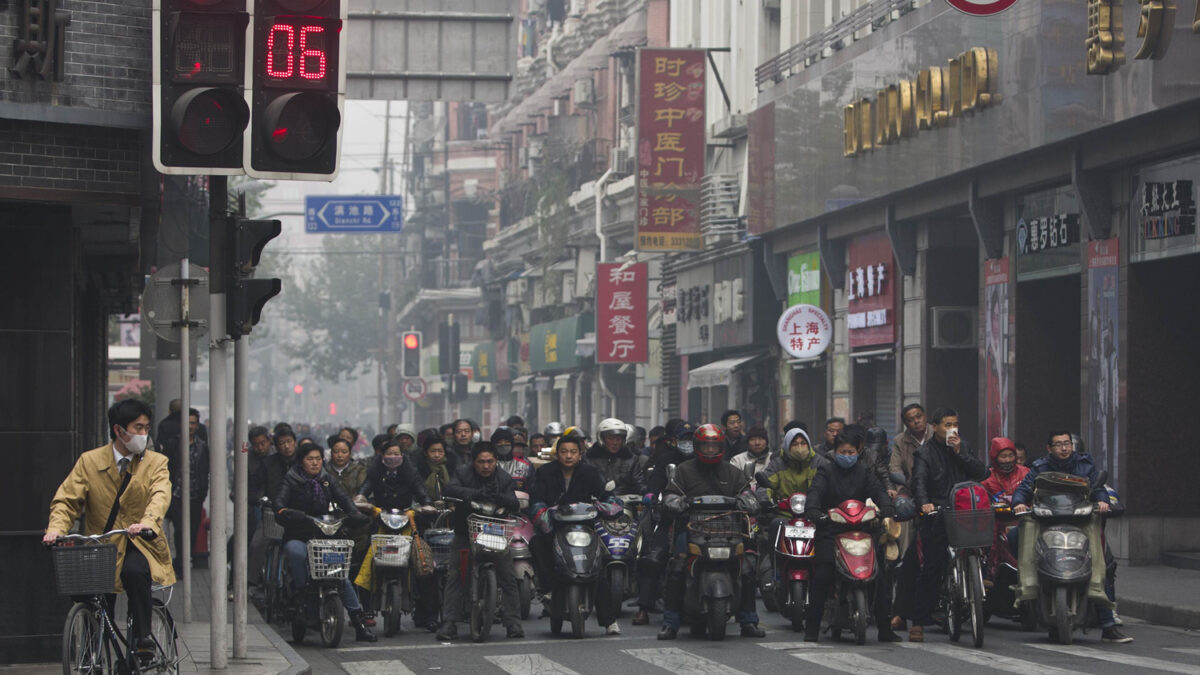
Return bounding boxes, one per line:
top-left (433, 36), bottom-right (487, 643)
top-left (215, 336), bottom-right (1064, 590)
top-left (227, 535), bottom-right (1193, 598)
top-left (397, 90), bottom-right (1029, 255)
top-left (305, 195), bottom-right (404, 233)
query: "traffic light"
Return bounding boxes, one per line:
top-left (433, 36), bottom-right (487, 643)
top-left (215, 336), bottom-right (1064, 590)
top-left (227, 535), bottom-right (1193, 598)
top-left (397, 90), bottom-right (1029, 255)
top-left (438, 322), bottom-right (460, 375)
top-left (152, 0), bottom-right (251, 174)
top-left (246, 0), bottom-right (346, 180)
top-left (402, 331), bottom-right (422, 378)
top-left (452, 373), bottom-right (469, 402)
top-left (227, 216), bottom-right (282, 336)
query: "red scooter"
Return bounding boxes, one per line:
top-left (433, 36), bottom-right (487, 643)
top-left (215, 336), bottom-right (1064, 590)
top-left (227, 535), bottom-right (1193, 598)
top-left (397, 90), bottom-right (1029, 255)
top-left (824, 499), bottom-right (880, 645)
top-left (764, 492), bottom-right (817, 632)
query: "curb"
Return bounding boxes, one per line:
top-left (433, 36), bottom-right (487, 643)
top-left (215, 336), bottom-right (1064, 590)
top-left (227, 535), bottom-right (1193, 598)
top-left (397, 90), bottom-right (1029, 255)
top-left (1118, 599), bottom-right (1200, 630)
top-left (255, 611), bottom-right (310, 675)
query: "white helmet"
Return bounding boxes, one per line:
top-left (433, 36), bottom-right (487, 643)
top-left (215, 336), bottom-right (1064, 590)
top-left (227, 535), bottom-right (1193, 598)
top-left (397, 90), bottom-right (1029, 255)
top-left (596, 418), bottom-right (628, 438)
top-left (544, 421), bottom-right (564, 436)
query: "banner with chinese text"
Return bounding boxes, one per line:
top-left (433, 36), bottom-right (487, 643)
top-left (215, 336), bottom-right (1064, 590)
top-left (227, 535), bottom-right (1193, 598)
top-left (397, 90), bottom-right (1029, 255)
top-left (636, 49), bottom-right (705, 251)
top-left (984, 258), bottom-right (1010, 443)
top-left (597, 262), bottom-right (648, 363)
top-left (1086, 239), bottom-right (1119, 487)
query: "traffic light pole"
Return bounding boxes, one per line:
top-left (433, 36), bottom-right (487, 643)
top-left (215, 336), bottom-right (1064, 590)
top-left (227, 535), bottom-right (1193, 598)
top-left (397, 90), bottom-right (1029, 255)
top-left (179, 257), bottom-right (192, 625)
top-left (209, 175), bottom-right (230, 669)
top-left (232, 193), bottom-right (249, 660)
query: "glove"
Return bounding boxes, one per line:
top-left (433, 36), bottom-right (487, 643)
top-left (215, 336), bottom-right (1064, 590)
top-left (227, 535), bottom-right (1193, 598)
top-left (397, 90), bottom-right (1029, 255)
top-left (278, 508), bottom-right (304, 523)
top-left (663, 495), bottom-right (687, 517)
top-left (737, 493), bottom-right (759, 515)
top-left (643, 493), bottom-right (654, 506)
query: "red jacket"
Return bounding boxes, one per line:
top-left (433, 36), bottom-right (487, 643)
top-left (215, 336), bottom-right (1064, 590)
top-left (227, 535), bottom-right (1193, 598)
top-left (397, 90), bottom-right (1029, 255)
top-left (980, 437), bottom-right (1028, 501)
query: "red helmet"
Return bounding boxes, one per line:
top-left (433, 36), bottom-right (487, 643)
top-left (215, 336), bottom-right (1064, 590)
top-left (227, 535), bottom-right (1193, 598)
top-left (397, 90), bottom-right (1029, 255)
top-left (694, 423), bottom-right (725, 464)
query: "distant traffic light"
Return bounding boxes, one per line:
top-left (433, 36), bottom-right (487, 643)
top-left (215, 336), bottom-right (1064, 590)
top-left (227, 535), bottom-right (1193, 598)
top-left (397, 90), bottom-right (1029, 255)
top-left (152, 0), bottom-right (250, 174)
top-left (452, 372), bottom-right (469, 402)
top-left (438, 322), bottom-right (460, 376)
top-left (246, 0), bottom-right (346, 180)
top-left (227, 216), bottom-right (282, 336)
top-left (402, 331), bottom-right (422, 378)
top-left (329, 402), bottom-right (337, 416)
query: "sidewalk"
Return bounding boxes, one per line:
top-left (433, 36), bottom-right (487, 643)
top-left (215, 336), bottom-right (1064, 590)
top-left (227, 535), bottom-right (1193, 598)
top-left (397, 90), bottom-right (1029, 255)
top-left (1117, 564), bottom-right (1200, 629)
top-left (2, 569), bottom-right (308, 674)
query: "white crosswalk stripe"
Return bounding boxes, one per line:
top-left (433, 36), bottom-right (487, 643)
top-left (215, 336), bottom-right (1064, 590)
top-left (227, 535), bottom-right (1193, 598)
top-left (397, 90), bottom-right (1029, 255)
top-left (487, 654), bottom-right (584, 675)
top-left (1027, 643), bottom-right (1200, 674)
top-left (786, 651), bottom-right (927, 675)
top-left (1166, 648), bottom-right (1200, 657)
top-left (758, 641), bottom-right (831, 649)
top-left (342, 660), bottom-right (418, 675)
top-left (898, 642), bottom-right (1089, 675)
top-left (621, 647), bottom-right (754, 675)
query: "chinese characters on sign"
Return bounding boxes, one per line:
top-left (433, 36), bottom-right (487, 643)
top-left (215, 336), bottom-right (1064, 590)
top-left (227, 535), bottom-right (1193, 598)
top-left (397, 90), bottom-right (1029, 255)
top-left (1017, 213), bottom-right (1080, 254)
top-left (1140, 179), bottom-right (1196, 239)
top-left (10, 0), bottom-right (71, 81)
top-left (847, 232), bottom-right (896, 348)
top-left (597, 263), bottom-right (648, 363)
top-left (636, 49), bottom-right (706, 251)
top-left (984, 258), bottom-right (1010, 443)
top-left (776, 304), bottom-right (833, 360)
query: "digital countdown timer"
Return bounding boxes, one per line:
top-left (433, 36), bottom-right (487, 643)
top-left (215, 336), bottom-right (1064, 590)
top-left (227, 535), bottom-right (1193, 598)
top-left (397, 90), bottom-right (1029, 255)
top-left (257, 16), bottom-right (340, 89)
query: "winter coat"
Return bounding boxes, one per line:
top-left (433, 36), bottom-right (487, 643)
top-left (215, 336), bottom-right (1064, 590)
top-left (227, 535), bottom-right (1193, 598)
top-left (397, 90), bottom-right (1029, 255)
top-left (443, 464), bottom-right (519, 535)
top-left (273, 465), bottom-right (362, 542)
top-left (645, 440), bottom-right (691, 496)
top-left (530, 460), bottom-right (612, 511)
top-left (248, 451), bottom-right (269, 503)
top-left (1011, 451), bottom-right (1106, 506)
top-left (804, 457), bottom-right (894, 521)
top-left (723, 434), bottom-right (749, 462)
top-left (980, 437), bottom-right (1029, 501)
top-left (764, 430), bottom-right (829, 502)
top-left (416, 456), bottom-right (451, 501)
top-left (585, 442), bottom-right (646, 495)
top-left (665, 458), bottom-right (754, 502)
top-left (327, 459), bottom-right (368, 501)
top-left (358, 456), bottom-right (431, 512)
top-left (912, 437), bottom-right (988, 508)
top-left (164, 436), bottom-right (209, 503)
top-left (263, 452), bottom-right (293, 502)
top-left (729, 449), bottom-right (772, 483)
top-left (499, 456), bottom-right (534, 493)
top-left (889, 426), bottom-right (927, 493)
top-left (47, 444), bottom-right (176, 592)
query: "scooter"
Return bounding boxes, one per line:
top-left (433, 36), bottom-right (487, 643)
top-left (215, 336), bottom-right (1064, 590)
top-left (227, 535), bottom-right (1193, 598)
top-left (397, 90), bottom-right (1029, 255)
top-left (420, 505), bottom-right (456, 627)
top-left (763, 492), bottom-right (817, 632)
top-left (596, 494), bottom-right (641, 618)
top-left (823, 499), bottom-right (880, 645)
top-left (463, 500), bottom-right (515, 643)
top-left (283, 513), bottom-right (355, 648)
top-left (549, 501), bottom-right (602, 639)
top-left (680, 495), bottom-right (749, 641)
top-left (367, 508), bottom-right (415, 637)
top-left (510, 491), bottom-right (537, 620)
top-left (1024, 471), bottom-right (1103, 645)
top-left (984, 499), bottom-right (1037, 630)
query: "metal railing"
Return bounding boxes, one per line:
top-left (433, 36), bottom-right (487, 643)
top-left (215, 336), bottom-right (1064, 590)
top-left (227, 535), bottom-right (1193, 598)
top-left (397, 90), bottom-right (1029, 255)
top-left (755, 0), bottom-right (920, 90)
top-left (700, 173), bottom-right (742, 237)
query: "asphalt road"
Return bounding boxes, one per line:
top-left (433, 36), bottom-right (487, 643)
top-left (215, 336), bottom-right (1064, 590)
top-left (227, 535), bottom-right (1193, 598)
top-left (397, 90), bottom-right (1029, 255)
top-left (275, 599), bottom-right (1200, 675)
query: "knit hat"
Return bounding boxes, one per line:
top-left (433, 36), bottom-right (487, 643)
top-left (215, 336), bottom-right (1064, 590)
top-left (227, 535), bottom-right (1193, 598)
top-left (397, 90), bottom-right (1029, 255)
top-left (746, 426), bottom-right (770, 442)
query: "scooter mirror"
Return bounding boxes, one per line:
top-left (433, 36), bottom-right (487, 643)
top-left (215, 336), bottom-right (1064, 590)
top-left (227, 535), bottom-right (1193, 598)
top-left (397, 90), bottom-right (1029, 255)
top-left (605, 480), bottom-right (616, 492)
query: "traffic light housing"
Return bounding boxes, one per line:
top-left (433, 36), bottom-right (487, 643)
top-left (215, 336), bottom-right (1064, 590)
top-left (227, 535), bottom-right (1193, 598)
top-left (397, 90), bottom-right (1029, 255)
top-left (227, 216), bottom-right (282, 336)
top-left (246, 0), bottom-right (346, 180)
top-left (438, 322), bottom-right (460, 375)
top-left (402, 331), bottom-right (422, 378)
top-left (452, 373), bottom-right (469, 402)
top-left (152, 0), bottom-right (251, 174)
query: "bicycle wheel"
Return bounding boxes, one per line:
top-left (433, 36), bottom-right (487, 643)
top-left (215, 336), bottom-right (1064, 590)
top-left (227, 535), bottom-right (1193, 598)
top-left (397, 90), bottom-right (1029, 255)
top-left (470, 568), bottom-right (497, 643)
top-left (150, 602), bottom-right (179, 674)
top-left (62, 603), bottom-right (102, 675)
top-left (966, 554), bottom-right (985, 649)
top-left (946, 563), bottom-right (962, 642)
top-left (263, 545), bottom-right (279, 622)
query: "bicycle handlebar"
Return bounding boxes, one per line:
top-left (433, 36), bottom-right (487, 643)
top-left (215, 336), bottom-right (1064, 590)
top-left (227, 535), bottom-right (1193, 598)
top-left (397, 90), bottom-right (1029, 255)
top-left (50, 529), bottom-right (157, 545)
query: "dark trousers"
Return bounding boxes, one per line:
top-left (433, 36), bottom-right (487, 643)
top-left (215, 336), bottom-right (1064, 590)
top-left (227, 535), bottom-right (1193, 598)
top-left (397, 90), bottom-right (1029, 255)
top-left (913, 519), bottom-right (949, 626)
top-left (441, 534), bottom-right (520, 628)
top-left (637, 514), bottom-right (672, 611)
top-left (168, 499), bottom-right (204, 569)
top-left (892, 535), bottom-right (920, 620)
top-left (108, 545), bottom-right (153, 641)
top-left (803, 552), bottom-right (892, 638)
top-left (531, 533), bottom-right (554, 595)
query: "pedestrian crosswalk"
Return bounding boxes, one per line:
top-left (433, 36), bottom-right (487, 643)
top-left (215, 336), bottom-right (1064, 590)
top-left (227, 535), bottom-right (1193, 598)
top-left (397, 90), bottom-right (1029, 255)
top-left (333, 637), bottom-right (1200, 675)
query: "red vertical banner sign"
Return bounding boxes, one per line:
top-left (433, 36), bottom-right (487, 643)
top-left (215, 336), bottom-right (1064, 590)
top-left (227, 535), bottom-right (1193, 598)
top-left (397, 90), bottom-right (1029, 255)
top-left (846, 231), bottom-right (897, 348)
top-left (636, 48), bottom-right (705, 251)
top-left (597, 262), bottom-right (648, 363)
top-left (984, 258), bottom-right (1010, 443)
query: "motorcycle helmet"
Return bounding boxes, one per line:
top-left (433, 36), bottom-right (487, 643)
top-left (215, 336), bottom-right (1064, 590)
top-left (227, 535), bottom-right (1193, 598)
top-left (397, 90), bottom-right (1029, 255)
top-left (694, 423), bottom-right (725, 464)
top-left (596, 417), bottom-right (628, 439)
top-left (865, 426), bottom-right (888, 460)
top-left (893, 495), bottom-right (917, 522)
top-left (544, 421), bottom-right (565, 437)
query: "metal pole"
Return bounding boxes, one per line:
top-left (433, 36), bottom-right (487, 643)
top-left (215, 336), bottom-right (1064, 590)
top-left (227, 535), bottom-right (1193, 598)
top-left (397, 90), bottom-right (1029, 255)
top-left (233, 336), bottom-right (248, 658)
top-left (209, 175), bottom-right (229, 669)
top-left (179, 257), bottom-right (192, 624)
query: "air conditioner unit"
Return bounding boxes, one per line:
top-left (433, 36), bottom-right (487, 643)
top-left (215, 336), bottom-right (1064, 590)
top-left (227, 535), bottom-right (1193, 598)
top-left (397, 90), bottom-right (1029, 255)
top-left (930, 306), bottom-right (977, 349)
top-left (574, 77), bottom-right (594, 105)
top-left (612, 146), bottom-right (630, 174)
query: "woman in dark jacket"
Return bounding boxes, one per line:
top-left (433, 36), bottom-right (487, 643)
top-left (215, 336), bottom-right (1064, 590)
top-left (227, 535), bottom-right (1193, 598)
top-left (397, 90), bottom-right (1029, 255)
top-left (274, 443), bottom-right (376, 642)
top-left (414, 435), bottom-right (453, 502)
top-left (801, 427), bottom-right (896, 643)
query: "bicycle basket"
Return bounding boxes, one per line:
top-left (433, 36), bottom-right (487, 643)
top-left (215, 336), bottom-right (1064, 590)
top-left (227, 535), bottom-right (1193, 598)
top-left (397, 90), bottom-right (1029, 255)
top-left (371, 534), bottom-right (412, 568)
top-left (686, 511), bottom-right (749, 539)
top-left (467, 514), bottom-right (514, 553)
top-left (424, 528), bottom-right (456, 569)
top-left (261, 508), bottom-right (284, 541)
top-left (306, 539), bottom-right (354, 580)
top-left (944, 509), bottom-right (995, 549)
top-left (53, 544), bottom-right (118, 596)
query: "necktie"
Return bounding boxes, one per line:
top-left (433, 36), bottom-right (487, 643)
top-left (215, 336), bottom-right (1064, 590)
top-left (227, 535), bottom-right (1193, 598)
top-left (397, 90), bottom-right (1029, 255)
top-left (119, 457), bottom-right (130, 475)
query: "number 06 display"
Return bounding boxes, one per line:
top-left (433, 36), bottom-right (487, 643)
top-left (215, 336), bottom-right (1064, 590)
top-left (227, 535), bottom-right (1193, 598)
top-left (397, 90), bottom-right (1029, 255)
top-left (246, 0), bottom-right (346, 180)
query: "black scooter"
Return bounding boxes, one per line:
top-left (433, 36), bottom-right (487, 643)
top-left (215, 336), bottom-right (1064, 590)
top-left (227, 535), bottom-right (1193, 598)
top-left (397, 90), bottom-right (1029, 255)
top-left (548, 502), bottom-right (602, 639)
top-left (679, 495), bottom-right (748, 641)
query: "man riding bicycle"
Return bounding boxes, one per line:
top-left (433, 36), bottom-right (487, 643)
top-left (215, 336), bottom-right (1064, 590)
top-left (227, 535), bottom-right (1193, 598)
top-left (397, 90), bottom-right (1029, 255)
top-left (44, 399), bottom-right (175, 658)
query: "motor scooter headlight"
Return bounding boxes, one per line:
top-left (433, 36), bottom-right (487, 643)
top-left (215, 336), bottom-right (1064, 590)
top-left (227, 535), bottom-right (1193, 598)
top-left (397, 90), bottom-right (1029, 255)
top-left (828, 510), bottom-right (847, 524)
top-left (1072, 504), bottom-right (1094, 516)
top-left (707, 546), bottom-right (731, 560)
top-left (836, 535), bottom-right (871, 556)
top-left (565, 531), bottom-right (592, 547)
top-left (1041, 529), bottom-right (1087, 550)
top-left (380, 513), bottom-right (409, 530)
top-left (788, 494), bottom-right (807, 514)
top-left (1032, 505), bottom-right (1053, 517)
top-left (860, 508), bottom-right (876, 522)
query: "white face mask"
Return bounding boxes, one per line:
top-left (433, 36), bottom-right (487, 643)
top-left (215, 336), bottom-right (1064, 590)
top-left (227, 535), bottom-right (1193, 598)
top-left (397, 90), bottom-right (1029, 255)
top-left (123, 429), bottom-right (150, 455)
top-left (677, 440), bottom-right (694, 455)
top-left (472, 431), bottom-right (482, 443)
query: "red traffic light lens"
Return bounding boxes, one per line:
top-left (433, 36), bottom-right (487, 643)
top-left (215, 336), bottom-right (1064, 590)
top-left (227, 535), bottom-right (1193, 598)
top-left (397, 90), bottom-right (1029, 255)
top-left (261, 92), bottom-right (340, 161)
top-left (172, 88), bottom-right (249, 155)
top-left (293, 384), bottom-right (304, 394)
top-left (404, 334), bottom-right (420, 350)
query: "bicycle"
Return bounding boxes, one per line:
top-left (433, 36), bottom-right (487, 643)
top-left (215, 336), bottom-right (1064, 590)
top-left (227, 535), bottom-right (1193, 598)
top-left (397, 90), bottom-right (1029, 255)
top-left (52, 529), bottom-right (180, 674)
top-left (928, 485), bottom-right (994, 649)
top-left (258, 500), bottom-right (286, 623)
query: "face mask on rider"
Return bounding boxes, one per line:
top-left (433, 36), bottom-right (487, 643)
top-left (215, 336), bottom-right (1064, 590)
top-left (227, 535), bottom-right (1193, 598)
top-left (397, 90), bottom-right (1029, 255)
top-left (788, 445), bottom-right (810, 462)
top-left (996, 460), bottom-right (1016, 474)
top-left (676, 440), bottom-right (694, 455)
top-left (121, 428), bottom-right (150, 455)
top-left (472, 431), bottom-right (482, 443)
top-left (382, 454), bottom-right (403, 470)
top-left (833, 453), bottom-right (859, 469)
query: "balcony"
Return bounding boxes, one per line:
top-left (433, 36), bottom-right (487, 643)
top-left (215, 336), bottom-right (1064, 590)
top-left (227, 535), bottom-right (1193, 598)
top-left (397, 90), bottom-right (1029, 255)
top-left (700, 173), bottom-right (742, 238)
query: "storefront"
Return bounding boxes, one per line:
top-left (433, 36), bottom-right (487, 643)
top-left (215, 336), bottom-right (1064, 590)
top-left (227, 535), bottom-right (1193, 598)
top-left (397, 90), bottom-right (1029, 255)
top-left (784, 250), bottom-right (828, 429)
top-left (843, 231), bottom-right (901, 431)
top-left (529, 314), bottom-right (595, 428)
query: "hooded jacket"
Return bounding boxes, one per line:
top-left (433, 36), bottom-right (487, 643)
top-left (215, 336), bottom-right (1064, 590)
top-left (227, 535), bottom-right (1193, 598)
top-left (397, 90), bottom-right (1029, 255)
top-left (980, 437), bottom-right (1029, 501)
top-left (764, 428), bottom-right (827, 501)
top-left (585, 441), bottom-right (646, 495)
top-left (1011, 450), bottom-right (1106, 506)
top-left (443, 463), bottom-right (520, 535)
top-left (912, 435), bottom-right (989, 508)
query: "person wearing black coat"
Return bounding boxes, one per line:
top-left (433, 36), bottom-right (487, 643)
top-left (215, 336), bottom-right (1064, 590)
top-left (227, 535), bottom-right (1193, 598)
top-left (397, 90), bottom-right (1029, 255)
top-left (585, 439), bottom-right (646, 495)
top-left (909, 407), bottom-right (987, 641)
top-left (435, 444), bottom-right (523, 641)
top-left (357, 453), bottom-right (432, 512)
top-left (801, 427), bottom-right (897, 643)
top-left (274, 444), bottom-right (376, 641)
top-left (632, 419), bottom-right (695, 625)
